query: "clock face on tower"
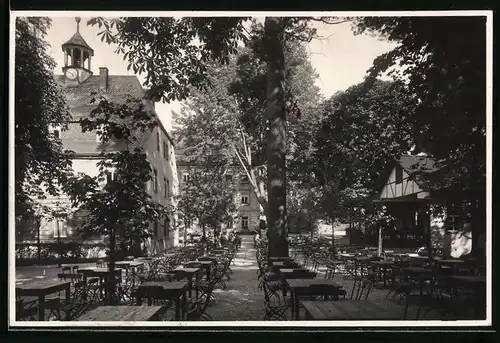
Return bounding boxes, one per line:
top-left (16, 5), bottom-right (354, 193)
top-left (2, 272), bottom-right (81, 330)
top-left (65, 68), bottom-right (78, 80)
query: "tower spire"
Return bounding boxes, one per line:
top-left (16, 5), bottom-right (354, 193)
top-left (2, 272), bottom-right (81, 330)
top-left (75, 17), bottom-right (81, 33)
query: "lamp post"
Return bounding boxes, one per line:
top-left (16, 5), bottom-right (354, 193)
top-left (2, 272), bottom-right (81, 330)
top-left (57, 221), bottom-right (62, 268)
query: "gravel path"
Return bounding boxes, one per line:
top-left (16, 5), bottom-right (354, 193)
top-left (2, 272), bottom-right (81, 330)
top-left (205, 235), bottom-right (265, 321)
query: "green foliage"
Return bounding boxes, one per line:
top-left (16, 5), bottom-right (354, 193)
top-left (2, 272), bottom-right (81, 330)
top-left (352, 16), bottom-right (486, 193)
top-left (87, 17), bottom-right (250, 103)
top-left (313, 79), bottom-right (417, 222)
top-left (15, 17), bottom-right (73, 220)
top-left (63, 95), bottom-right (172, 250)
top-left (175, 166), bottom-right (237, 235)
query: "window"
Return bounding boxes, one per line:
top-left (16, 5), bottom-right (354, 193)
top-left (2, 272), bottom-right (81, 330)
top-left (105, 168), bottom-right (116, 184)
top-left (183, 173), bottom-right (189, 182)
top-left (96, 124), bottom-right (106, 142)
top-left (241, 191), bottom-right (249, 205)
top-left (395, 166), bottom-right (403, 184)
top-left (53, 220), bottom-right (68, 238)
top-left (156, 132), bottom-right (160, 152)
top-left (185, 220), bottom-right (191, 229)
top-left (164, 177), bottom-right (167, 198)
top-left (164, 217), bottom-right (171, 239)
top-left (164, 141), bottom-right (169, 160)
top-left (225, 174), bottom-right (233, 182)
top-left (153, 168), bottom-right (158, 193)
top-left (154, 220), bottom-right (158, 236)
top-left (166, 179), bottom-right (170, 198)
top-left (241, 216), bottom-right (249, 229)
top-left (49, 125), bottom-right (61, 139)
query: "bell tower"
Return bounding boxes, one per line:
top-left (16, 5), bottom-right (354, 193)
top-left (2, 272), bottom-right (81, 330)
top-left (62, 17), bottom-right (94, 85)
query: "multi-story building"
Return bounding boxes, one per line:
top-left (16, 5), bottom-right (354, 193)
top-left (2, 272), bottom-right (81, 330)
top-left (16, 18), bottom-right (179, 252)
top-left (176, 146), bottom-right (262, 236)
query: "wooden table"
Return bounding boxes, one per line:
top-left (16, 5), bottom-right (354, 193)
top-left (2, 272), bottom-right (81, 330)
top-left (115, 261), bottom-right (144, 276)
top-left (136, 281), bottom-right (188, 320)
top-left (172, 267), bottom-right (202, 298)
top-left (78, 268), bottom-right (123, 302)
top-left (436, 259), bottom-right (467, 274)
top-left (270, 261), bottom-right (300, 267)
top-left (78, 268), bottom-right (123, 283)
top-left (16, 280), bottom-right (71, 321)
top-left (268, 256), bottom-right (294, 262)
top-left (301, 300), bottom-right (401, 320)
top-left (451, 275), bottom-right (486, 285)
top-left (199, 256), bottom-right (218, 262)
top-left (185, 260), bottom-right (213, 281)
top-left (76, 305), bottom-right (165, 321)
top-left (285, 279), bottom-right (343, 320)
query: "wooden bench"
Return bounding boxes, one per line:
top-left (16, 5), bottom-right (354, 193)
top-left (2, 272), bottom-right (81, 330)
top-left (76, 305), bottom-right (165, 321)
top-left (301, 300), bottom-right (400, 320)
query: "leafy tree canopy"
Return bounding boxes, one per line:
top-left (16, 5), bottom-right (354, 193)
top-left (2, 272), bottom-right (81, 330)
top-left (15, 17), bottom-right (73, 221)
top-left (352, 16), bottom-right (486, 193)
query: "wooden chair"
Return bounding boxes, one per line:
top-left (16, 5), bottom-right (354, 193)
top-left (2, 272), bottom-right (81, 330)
top-left (16, 298), bottom-right (38, 321)
top-left (262, 279), bottom-right (290, 320)
top-left (186, 278), bottom-right (216, 321)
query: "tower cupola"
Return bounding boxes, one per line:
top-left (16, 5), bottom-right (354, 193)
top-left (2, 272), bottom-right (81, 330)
top-left (62, 17), bottom-right (94, 84)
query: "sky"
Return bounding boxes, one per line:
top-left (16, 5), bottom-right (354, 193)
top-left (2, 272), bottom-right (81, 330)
top-left (44, 16), bottom-right (397, 132)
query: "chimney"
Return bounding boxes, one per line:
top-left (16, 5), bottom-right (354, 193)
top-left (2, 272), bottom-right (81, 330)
top-left (99, 67), bottom-right (109, 91)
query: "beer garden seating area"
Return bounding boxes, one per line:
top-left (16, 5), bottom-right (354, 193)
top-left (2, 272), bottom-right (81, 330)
top-left (256, 235), bottom-right (486, 321)
top-left (16, 237), bottom-right (242, 322)
top-left (15, 234), bottom-right (486, 322)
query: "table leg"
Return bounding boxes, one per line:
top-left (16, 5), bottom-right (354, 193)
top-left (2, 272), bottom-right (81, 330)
top-left (290, 292), bottom-right (295, 320)
top-left (65, 284), bottom-right (71, 320)
top-left (38, 295), bottom-right (45, 321)
top-left (182, 291), bottom-right (187, 320)
top-left (195, 272), bottom-right (200, 299)
top-left (188, 275), bottom-right (193, 298)
top-left (175, 295), bottom-right (181, 320)
top-left (294, 292), bottom-right (300, 320)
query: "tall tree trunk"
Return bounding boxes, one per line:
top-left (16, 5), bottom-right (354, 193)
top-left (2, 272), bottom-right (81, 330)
top-left (378, 226), bottom-right (383, 257)
top-left (36, 218), bottom-right (41, 262)
top-left (264, 17), bottom-right (288, 257)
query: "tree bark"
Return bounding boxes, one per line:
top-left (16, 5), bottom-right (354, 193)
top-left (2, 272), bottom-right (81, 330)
top-left (378, 227), bottom-right (383, 257)
top-left (36, 218), bottom-right (41, 262)
top-left (264, 17), bottom-right (288, 257)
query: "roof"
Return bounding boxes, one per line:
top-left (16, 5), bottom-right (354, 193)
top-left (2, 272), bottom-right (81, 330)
top-left (397, 155), bottom-right (438, 176)
top-left (376, 154), bottom-right (440, 194)
top-left (56, 74), bottom-right (174, 146)
top-left (62, 32), bottom-right (94, 54)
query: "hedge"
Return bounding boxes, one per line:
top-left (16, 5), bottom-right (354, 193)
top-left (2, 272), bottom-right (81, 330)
top-left (15, 242), bottom-right (146, 266)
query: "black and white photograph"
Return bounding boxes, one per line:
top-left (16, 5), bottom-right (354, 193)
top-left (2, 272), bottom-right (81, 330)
top-left (9, 11), bottom-right (491, 327)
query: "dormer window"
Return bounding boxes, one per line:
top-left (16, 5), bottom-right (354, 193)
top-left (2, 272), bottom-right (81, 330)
top-left (96, 124), bottom-right (107, 142)
top-left (49, 125), bottom-right (61, 139)
top-left (103, 166), bottom-right (116, 184)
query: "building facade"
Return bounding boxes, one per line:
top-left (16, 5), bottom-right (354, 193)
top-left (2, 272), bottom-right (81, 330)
top-left (375, 154), bottom-right (474, 257)
top-left (16, 18), bottom-right (179, 252)
top-left (176, 159), bottom-right (262, 237)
